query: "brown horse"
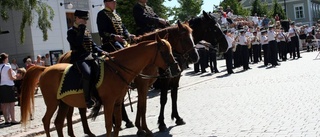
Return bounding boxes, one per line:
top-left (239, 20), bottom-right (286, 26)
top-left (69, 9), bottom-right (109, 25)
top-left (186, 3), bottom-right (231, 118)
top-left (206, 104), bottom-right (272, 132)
top-left (57, 20), bottom-right (198, 137)
top-left (20, 35), bottom-right (180, 137)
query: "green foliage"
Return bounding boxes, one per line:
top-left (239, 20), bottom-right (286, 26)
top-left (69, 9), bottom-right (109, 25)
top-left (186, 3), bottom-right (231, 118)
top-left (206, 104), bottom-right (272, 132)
top-left (250, 0), bottom-right (268, 16)
top-left (220, 0), bottom-right (249, 16)
top-left (116, 0), bottom-right (169, 34)
top-left (0, 0), bottom-right (54, 44)
top-left (270, 0), bottom-right (287, 20)
top-left (171, 0), bottom-right (203, 22)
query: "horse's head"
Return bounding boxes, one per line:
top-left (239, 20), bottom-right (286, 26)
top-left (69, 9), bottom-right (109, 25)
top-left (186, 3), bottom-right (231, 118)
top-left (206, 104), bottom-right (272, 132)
top-left (170, 20), bottom-right (199, 64)
top-left (189, 11), bottom-right (228, 53)
top-left (154, 33), bottom-right (181, 78)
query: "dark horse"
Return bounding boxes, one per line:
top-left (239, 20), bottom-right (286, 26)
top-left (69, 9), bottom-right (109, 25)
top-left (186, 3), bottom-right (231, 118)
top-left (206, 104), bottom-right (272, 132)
top-left (156, 10), bottom-right (228, 132)
top-left (57, 21), bottom-right (197, 137)
top-left (20, 34), bottom-right (180, 137)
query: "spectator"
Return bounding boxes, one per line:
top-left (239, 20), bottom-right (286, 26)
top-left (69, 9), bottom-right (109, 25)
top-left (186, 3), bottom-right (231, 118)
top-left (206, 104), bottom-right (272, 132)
top-left (262, 15), bottom-right (270, 29)
top-left (10, 58), bottom-right (19, 73)
top-left (44, 53), bottom-right (51, 66)
top-left (225, 5), bottom-right (232, 14)
top-left (252, 13), bottom-right (259, 26)
top-left (34, 55), bottom-right (45, 66)
top-left (25, 58), bottom-right (35, 70)
top-left (0, 53), bottom-right (19, 126)
top-left (14, 68), bottom-right (26, 106)
top-left (274, 14), bottom-right (280, 22)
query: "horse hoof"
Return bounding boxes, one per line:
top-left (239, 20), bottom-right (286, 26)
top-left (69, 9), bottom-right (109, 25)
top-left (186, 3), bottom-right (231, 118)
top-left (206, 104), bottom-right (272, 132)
top-left (158, 124), bottom-right (167, 132)
top-left (137, 130), bottom-right (146, 137)
top-left (176, 118), bottom-right (186, 125)
top-left (145, 132), bottom-right (154, 137)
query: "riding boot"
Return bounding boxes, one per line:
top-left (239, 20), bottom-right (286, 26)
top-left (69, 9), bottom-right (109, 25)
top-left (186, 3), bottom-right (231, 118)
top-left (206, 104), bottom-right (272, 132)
top-left (82, 79), bottom-right (94, 108)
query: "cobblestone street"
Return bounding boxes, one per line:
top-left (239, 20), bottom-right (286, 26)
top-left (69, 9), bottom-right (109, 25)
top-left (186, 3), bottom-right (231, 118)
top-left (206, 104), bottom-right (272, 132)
top-left (2, 51), bottom-right (320, 137)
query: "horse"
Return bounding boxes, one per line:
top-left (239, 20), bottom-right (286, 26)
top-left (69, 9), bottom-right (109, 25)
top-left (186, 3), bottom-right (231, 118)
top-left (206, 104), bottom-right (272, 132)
top-left (155, 10), bottom-right (229, 132)
top-left (57, 20), bottom-right (198, 137)
top-left (20, 34), bottom-right (180, 137)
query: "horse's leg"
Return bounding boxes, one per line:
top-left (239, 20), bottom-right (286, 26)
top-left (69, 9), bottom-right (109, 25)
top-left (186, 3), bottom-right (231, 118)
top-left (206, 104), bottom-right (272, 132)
top-left (113, 101), bottom-right (122, 137)
top-left (66, 107), bottom-right (75, 137)
top-left (104, 104), bottom-right (114, 137)
top-left (54, 102), bottom-right (70, 137)
top-left (135, 79), bottom-right (153, 137)
top-left (78, 108), bottom-right (95, 137)
top-left (42, 103), bottom-right (58, 137)
top-left (170, 77), bottom-right (186, 126)
top-left (158, 78), bottom-right (170, 132)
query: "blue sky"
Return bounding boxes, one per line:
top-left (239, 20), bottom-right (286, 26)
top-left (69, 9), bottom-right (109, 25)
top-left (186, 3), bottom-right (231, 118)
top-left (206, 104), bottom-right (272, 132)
top-left (163, 0), bottom-right (221, 12)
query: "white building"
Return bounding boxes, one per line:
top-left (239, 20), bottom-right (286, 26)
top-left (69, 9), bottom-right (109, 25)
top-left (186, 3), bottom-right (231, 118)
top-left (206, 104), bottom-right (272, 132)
top-left (0, 0), bottom-right (104, 66)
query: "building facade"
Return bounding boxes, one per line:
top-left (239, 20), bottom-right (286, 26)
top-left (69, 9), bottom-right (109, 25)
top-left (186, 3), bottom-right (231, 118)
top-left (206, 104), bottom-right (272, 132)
top-left (241, 0), bottom-right (320, 26)
top-left (0, 0), bottom-right (104, 66)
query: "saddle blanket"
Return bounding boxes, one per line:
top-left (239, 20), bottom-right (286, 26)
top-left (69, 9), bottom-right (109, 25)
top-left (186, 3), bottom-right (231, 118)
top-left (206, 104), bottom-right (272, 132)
top-left (57, 62), bottom-right (104, 99)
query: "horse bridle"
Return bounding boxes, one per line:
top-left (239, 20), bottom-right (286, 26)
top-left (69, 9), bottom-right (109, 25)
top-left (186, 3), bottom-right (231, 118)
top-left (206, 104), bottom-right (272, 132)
top-left (139, 41), bottom-right (179, 79)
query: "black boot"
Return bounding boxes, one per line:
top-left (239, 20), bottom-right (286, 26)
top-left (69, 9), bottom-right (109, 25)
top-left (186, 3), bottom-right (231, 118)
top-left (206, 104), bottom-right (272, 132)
top-left (82, 79), bottom-right (95, 108)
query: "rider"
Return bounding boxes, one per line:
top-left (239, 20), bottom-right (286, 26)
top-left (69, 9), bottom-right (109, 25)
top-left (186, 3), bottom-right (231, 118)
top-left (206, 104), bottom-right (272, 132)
top-left (97, 0), bottom-right (135, 52)
top-left (97, 0), bottom-right (135, 128)
top-left (67, 10), bottom-right (108, 108)
top-left (133, 0), bottom-right (169, 36)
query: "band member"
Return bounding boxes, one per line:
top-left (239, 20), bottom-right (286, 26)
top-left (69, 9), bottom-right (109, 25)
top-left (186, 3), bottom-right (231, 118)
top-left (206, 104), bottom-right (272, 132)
top-left (288, 22), bottom-right (301, 59)
top-left (251, 30), bottom-right (260, 63)
top-left (260, 30), bottom-right (269, 66)
top-left (277, 28), bottom-right (288, 61)
top-left (67, 10), bottom-right (108, 108)
top-left (224, 29), bottom-right (235, 74)
top-left (238, 29), bottom-right (250, 70)
top-left (133, 0), bottom-right (169, 36)
top-left (194, 41), bottom-right (208, 73)
top-left (267, 25), bottom-right (279, 67)
top-left (97, 0), bottom-right (135, 52)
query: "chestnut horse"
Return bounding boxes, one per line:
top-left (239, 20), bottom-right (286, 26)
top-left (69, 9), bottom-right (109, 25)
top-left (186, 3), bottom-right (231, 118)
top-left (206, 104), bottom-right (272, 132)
top-left (20, 35), bottom-right (180, 137)
top-left (58, 20), bottom-right (198, 137)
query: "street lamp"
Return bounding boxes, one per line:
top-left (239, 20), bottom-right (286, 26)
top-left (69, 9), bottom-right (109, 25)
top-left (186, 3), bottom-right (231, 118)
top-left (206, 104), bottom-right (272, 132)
top-left (60, 2), bottom-right (73, 9)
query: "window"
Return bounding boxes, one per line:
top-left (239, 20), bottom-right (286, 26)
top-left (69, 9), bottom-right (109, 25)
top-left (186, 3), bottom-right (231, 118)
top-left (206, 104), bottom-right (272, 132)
top-left (294, 4), bottom-right (305, 19)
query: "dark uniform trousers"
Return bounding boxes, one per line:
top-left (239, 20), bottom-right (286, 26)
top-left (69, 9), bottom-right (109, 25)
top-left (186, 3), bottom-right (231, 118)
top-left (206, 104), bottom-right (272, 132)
top-left (262, 44), bottom-right (270, 66)
top-left (241, 45), bottom-right (250, 70)
top-left (269, 40), bottom-right (278, 66)
top-left (277, 41), bottom-right (282, 60)
top-left (291, 36), bottom-right (300, 58)
top-left (252, 44), bottom-right (260, 63)
top-left (208, 49), bottom-right (219, 73)
top-left (194, 48), bottom-right (208, 73)
top-left (279, 41), bottom-right (287, 61)
top-left (225, 48), bottom-right (234, 74)
top-left (233, 44), bottom-right (242, 68)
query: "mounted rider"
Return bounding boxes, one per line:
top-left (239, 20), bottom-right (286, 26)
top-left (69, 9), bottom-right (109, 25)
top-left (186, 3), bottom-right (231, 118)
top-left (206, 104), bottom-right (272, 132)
top-left (97, 0), bottom-right (135, 52)
top-left (67, 10), bottom-right (108, 108)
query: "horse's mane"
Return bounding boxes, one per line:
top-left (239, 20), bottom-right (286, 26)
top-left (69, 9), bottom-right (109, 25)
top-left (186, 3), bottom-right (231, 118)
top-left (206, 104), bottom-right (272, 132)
top-left (135, 23), bottom-right (192, 43)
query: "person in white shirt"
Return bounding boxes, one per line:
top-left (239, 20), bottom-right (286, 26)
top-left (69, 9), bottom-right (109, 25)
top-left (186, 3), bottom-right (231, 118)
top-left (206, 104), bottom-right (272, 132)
top-left (288, 22), bottom-right (301, 59)
top-left (267, 25), bottom-right (280, 67)
top-left (277, 28), bottom-right (288, 61)
top-left (0, 53), bottom-right (19, 125)
top-left (261, 30), bottom-right (269, 66)
top-left (251, 30), bottom-right (260, 63)
top-left (224, 29), bottom-right (235, 74)
top-left (238, 30), bottom-right (251, 70)
top-left (252, 13), bottom-right (259, 26)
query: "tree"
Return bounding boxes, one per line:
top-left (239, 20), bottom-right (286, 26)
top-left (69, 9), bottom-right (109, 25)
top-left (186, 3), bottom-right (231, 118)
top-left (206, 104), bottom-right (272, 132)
top-left (220, 0), bottom-right (249, 16)
top-left (250, 0), bottom-right (268, 17)
top-left (270, 0), bottom-right (286, 20)
top-left (170, 0), bottom-right (203, 22)
top-left (0, 0), bottom-right (54, 44)
top-left (116, 0), bottom-right (169, 33)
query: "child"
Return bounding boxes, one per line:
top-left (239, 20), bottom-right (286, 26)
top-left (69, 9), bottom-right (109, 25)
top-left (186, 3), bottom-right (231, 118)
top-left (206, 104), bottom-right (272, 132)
top-left (14, 68), bottom-right (26, 106)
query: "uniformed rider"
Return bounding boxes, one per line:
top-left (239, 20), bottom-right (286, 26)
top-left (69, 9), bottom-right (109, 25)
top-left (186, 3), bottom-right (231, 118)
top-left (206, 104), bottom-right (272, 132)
top-left (67, 10), bottom-right (108, 108)
top-left (97, 0), bottom-right (135, 52)
top-left (133, 0), bottom-right (169, 36)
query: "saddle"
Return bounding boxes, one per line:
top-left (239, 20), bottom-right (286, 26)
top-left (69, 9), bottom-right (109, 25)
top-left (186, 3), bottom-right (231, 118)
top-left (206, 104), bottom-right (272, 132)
top-left (57, 60), bottom-right (104, 99)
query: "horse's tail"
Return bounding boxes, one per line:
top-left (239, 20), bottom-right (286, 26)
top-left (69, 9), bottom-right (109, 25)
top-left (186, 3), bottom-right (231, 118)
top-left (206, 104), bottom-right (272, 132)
top-left (90, 100), bottom-right (102, 120)
top-left (20, 66), bottom-right (46, 127)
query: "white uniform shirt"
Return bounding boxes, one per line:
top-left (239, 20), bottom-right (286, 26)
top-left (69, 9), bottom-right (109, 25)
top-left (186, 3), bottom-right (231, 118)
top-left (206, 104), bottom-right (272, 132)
top-left (267, 30), bottom-right (276, 41)
top-left (238, 35), bottom-right (247, 45)
top-left (225, 35), bottom-right (234, 52)
top-left (288, 27), bottom-right (298, 38)
top-left (261, 35), bottom-right (268, 45)
top-left (251, 35), bottom-right (260, 45)
top-left (277, 32), bottom-right (287, 42)
top-left (0, 63), bottom-right (15, 86)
